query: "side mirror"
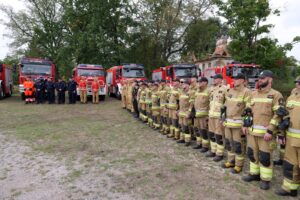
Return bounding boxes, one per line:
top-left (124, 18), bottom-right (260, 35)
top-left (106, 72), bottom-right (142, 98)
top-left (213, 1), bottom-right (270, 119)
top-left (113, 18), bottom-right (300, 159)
top-left (0, 64), bottom-right (3, 72)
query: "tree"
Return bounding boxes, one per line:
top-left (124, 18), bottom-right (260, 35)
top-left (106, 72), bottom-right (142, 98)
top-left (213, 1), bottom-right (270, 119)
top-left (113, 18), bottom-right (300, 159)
top-left (215, 0), bottom-right (299, 68)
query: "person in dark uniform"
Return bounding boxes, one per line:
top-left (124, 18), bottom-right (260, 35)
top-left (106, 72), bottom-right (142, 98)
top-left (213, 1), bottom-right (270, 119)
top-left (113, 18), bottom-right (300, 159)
top-left (34, 78), bottom-right (44, 104)
top-left (45, 77), bottom-right (56, 104)
top-left (56, 79), bottom-right (66, 104)
top-left (132, 80), bottom-right (140, 118)
top-left (67, 78), bottom-right (77, 104)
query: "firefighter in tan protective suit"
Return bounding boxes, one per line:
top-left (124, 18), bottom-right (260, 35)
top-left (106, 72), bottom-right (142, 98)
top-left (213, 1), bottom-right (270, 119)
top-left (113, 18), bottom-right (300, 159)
top-left (151, 83), bottom-right (161, 129)
top-left (275, 76), bottom-right (300, 197)
top-left (127, 80), bottom-right (134, 112)
top-left (145, 81), bottom-right (153, 127)
top-left (242, 70), bottom-right (283, 190)
top-left (206, 74), bottom-right (227, 162)
top-left (221, 73), bottom-right (251, 174)
top-left (177, 80), bottom-right (193, 146)
top-left (192, 77), bottom-right (210, 152)
top-left (139, 82), bottom-right (148, 122)
top-left (158, 80), bottom-right (170, 134)
top-left (188, 78), bottom-right (198, 138)
top-left (167, 79), bottom-right (181, 140)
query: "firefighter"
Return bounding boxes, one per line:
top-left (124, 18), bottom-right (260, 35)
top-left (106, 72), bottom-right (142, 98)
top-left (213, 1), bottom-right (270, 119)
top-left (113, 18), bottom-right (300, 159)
top-left (188, 78), bottom-right (198, 139)
top-left (139, 81), bottom-right (148, 122)
top-left (159, 80), bottom-right (170, 134)
top-left (34, 78), bottom-right (44, 104)
top-left (45, 77), bottom-right (55, 104)
top-left (145, 81), bottom-right (153, 127)
top-left (67, 78), bottom-right (77, 104)
top-left (132, 80), bottom-right (140, 118)
top-left (167, 79), bottom-right (181, 140)
top-left (177, 80), bottom-right (193, 146)
top-left (151, 82), bottom-right (161, 129)
top-left (121, 80), bottom-right (127, 109)
top-left (23, 77), bottom-right (35, 104)
top-left (242, 70), bottom-right (283, 190)
top-left (192, 77), bottom-right (210, 152)
top-left (136, 81), bottom-right (144, 119)
top-left (56, 78), bottom-right (66, 104)
top-left (92, 77), bottom-right (100, 104)
top-left (221, 73), bottom-right (251, 174)
top-left (275, 76), bottom-right (300, 197)
top-left (79, 77), bottom-right (87, 104)
top-left (206, 74), bottom-right (227, 162)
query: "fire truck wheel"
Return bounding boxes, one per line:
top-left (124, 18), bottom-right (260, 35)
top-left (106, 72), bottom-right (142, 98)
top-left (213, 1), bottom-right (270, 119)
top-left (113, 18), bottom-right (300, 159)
top-left (116, 87), bottom-right (121, 100)
top-left (0, 84), bottom-right (4, 99)
top-left (7, 85), bottom-right (13, 97)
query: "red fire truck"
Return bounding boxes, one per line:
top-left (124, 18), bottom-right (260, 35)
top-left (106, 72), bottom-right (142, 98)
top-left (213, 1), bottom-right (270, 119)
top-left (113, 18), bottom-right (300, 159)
top-left (0, 63), bottom-right (13, 99)
top-left (203, 63), bottom-right (260, 89)
top-left (72, 64), bottom-right (107, 100)
top-left (106, 64), bottom-right (147, 99)
top-left (19, 57), bottom-right (57, 100)
top-left (152, 64), bottom-right (198, 82)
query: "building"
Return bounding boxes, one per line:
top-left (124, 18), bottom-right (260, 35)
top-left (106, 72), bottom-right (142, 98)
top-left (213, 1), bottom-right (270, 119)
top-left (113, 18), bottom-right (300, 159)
top-left (196, 37), bottom-right (234, 73)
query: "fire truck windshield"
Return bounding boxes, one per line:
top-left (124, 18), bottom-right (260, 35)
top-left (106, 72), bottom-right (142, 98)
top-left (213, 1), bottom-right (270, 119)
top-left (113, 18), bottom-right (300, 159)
top-left (21, 64), bottom-right (51, 75)
top-left (174, 67), bottom-right (197, 77)
top-left (232, 67), bottom-right (260, 78)
top-left (78, 69), bottom-right (104, 77)
top-left (123, 68), bottom-right (145, 78)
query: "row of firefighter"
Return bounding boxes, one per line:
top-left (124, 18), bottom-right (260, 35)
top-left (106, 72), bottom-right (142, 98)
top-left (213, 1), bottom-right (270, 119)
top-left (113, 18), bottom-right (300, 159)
top-left (121, 70), bottom-right (300, 198)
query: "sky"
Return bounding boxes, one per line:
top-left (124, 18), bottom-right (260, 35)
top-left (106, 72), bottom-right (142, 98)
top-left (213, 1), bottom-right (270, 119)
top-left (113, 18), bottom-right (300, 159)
top-left (0, 0), bottom-right (300, 63)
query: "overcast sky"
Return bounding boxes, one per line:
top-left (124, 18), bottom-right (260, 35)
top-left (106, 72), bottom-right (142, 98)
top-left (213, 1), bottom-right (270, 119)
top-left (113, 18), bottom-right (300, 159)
top-left (0, 0), bottom-right (300, 63)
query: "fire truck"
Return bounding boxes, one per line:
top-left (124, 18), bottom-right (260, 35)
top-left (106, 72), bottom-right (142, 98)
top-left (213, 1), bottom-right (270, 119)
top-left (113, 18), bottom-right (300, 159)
top-left (152, 64), bottom-right (198, 82)
top-left (19, 57), bottom-right (57, 100)
top-left (203, 63), bottom-right (260, 89)
top-left (72, 64), bottom-right (107, 100)
top-left (106, 64), bottom-right (147, 99)
top-left (0, 63), bottom-right (13, 99)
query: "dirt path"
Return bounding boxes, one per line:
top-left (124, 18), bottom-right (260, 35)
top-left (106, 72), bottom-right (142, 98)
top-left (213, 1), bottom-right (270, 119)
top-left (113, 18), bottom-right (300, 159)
top-left (0, 132), bottom-right (134, 200)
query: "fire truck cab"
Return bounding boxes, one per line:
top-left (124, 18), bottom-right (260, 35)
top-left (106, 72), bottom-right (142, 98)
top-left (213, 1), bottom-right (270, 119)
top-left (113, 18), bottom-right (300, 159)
top-left (106, 64), bottom-right (146, 99)
top-left (72, 64), bottom-right (107, 100)
top-left (152, 64), bottom-right (198, 82)
top-left (203, 63), bottom-right (260, 89)
top-left (19, 57), bottom-right (57, 100)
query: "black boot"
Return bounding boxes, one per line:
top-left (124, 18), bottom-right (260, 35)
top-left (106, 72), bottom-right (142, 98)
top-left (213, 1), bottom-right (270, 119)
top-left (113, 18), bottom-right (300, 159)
top-left (275, 188), bottom-right (298, 197)
top-left (206, 151), bottom-right (216, 158)
top-left (177, 140), bottom-right (185, 144)
top-left (273, 159), bottom-right (283, 166)
top-left (193, 144), bottom-right (202, 149)
top-left (260, 180), bottom-right (270, 190)
top-left (200, 147), bottom-right (209, 153)
top-left (213, 155), bottom-right (223, 162)
top-left (185, 142), bottom-right (191, 147)
top-left (242, 174), bottom-right (260, 182)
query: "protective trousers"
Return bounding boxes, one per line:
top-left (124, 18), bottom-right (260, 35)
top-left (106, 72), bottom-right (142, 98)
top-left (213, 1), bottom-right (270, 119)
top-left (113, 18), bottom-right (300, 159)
top-left (80, 90), bottom-right (87, 103)
top-left (247, 134), bottom-right (274, 181)
top-left (92, 91), bottom-right (99, 103)
top-left (208, 118), bottom-right (224, 156)
top-left (179, 116), bottom-right (192, 143)
top-left (194, 117), bottom-right (209, 148)
top-left (168, 109), bottom-right (179, 139)
top-left (281, 136), bottom-right (300, 192)
top-left (224, 127), bottom-right (246, 167)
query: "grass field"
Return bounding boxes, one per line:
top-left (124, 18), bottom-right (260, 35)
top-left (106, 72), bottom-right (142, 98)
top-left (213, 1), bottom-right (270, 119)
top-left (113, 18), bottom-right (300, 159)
top-left (0, 94), bottom-right (294, 200)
